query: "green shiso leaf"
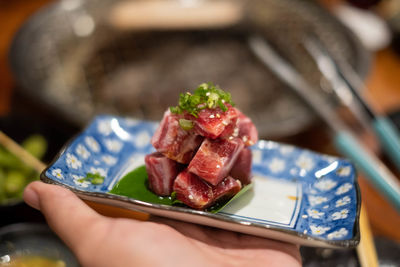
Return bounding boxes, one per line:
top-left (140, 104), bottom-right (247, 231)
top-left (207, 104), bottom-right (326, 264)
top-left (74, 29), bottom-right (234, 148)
top-left (110, 165), bottom-right (173, 205)
top-left (207, 183), bottom-right (253, 213)
top-left (110, 165), bottom-right (252, 213)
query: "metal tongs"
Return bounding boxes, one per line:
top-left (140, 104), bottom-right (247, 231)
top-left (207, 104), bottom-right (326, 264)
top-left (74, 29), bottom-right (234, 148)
top-left (303, 35), bottom-right (400, 173)
top-left (248, 35), bottom-right (400, 212)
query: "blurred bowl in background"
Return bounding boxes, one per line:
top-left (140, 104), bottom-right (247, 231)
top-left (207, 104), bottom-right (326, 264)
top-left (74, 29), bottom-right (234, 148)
top-left (0, 223), bottom-right (79, 266)
top-left (0, 111), bottom-right (77, 225)
top-left (9, 0), bottom-right (370, 139)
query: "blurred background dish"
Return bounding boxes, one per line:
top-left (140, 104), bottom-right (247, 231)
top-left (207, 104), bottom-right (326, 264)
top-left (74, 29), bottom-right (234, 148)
top-left (0, 223), bottom-right (79, 266)
top-left (0, 113), bottom-right (75, 227)
top-left (301, 235), bottom-right (400, 266)
top-left (0, 133), bottom-right (47, 206)
top-left (9, 0), bottom-right (370, 139)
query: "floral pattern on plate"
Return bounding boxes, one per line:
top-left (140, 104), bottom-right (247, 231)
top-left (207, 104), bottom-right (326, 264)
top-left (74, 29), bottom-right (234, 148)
top-left (42, 115), bottom-right (360, 248)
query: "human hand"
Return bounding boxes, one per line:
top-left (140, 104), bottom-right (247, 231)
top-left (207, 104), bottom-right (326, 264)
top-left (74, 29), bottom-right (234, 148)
top-left (24, 181), bottom-right (301, 267)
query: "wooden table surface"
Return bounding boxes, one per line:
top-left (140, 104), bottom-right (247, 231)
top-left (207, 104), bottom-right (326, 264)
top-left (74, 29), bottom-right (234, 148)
top-left (1, 0), bottom-right (400, 242)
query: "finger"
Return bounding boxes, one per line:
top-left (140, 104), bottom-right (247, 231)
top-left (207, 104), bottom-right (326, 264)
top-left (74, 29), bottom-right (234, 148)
top-left (23, 181), bottom-right (106, 251)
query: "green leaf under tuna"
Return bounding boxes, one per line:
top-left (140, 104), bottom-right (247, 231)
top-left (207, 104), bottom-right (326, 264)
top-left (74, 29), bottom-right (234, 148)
top-left (109, 165), bottom-right (252, 213)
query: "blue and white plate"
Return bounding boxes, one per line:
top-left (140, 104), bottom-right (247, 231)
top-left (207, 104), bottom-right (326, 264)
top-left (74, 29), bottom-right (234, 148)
top-left (41, 115), bottom-right (360, 248)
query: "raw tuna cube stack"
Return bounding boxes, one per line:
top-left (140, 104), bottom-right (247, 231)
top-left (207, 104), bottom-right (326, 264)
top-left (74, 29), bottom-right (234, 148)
top-left (145, 83), bottom-right (258, 210)
top-left (151, 110), bottom-right (204, 164)
top-left (187, 137), bottom-right (244, 186)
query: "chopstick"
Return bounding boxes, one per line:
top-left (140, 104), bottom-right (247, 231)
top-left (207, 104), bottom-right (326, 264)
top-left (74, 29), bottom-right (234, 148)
top-left (0, 131), bottom-right (46, 173)
top-left (357, 204), bottom-right (379, 267)
top-left (303, 36), bottom-right (400, 173)
top-left (248, 35), bottom-right (400, 212)
top-left (302, 36), bottom-right (373, 133)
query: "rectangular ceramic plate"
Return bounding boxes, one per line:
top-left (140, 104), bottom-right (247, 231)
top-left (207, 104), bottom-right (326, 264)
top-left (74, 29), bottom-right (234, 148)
top-left (41, 115), bottom-right (360, 248)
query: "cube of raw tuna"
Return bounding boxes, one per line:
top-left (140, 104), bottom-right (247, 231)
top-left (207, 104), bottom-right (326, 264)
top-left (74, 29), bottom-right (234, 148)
top-left (230, 148), bottom-right (252, 185)
top-left (151, 110), bottom-right (203, 164)
top-left (188, 137), bottom-right (244, 186)
top-left (213, 176), bottom-right (242, 202)
top-left (236, 109), bottom-right (258, 146)
top-left (173, 170), bottom-right (241, 209)
top-left (173, 170), bottom-right (212, 209)
top-left (145, 152), bottom-right (180, 196)
top-left (192, 104), bottom-right (238, 139)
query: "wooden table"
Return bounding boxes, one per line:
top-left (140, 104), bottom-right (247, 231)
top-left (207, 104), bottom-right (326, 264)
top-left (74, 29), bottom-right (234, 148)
top-left (1, 0), bottom-right (400, 242)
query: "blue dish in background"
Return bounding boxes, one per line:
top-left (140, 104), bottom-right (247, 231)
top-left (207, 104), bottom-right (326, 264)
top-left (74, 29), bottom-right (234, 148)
top-left (41, 115), bottom-right (360, 248)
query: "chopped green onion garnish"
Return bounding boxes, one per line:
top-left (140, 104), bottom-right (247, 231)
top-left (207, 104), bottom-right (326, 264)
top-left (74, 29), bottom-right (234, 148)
top-left (170, 83), bottom-right (234, 117)
top-left (179, 119), bottom-right (194, 131)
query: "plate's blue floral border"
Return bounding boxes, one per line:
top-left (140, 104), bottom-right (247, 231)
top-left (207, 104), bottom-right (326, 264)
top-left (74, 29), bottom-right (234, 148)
top-left (250, 141), bottom-right (358, 241)
top-left (45, 115), bottom-right (359, 241)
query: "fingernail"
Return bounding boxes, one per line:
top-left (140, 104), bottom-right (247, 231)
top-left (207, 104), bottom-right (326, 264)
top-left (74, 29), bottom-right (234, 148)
top-left (23, 186), bottom-right (40, 210)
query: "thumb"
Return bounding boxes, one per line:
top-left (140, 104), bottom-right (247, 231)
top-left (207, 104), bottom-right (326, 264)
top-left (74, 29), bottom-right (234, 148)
top-left (23, 181), bottom-right (106, 254)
